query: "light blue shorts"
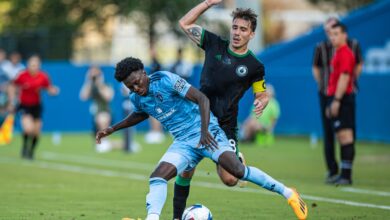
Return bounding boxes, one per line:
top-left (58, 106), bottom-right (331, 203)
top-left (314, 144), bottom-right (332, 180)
top-left (158, 127), bottom-right (234, 175)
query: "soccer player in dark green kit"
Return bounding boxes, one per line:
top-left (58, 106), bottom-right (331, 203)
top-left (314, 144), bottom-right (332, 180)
top-left (173, 1), bottom-right (307, 220)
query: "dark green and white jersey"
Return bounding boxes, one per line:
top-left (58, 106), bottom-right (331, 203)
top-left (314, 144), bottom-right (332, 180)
top-left (198, 29), bottom-right (265, 141)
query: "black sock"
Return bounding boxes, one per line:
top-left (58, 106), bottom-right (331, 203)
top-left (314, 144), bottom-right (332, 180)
top-left (340, 143), bottom-right (355, 180)
top-left (29, 136), bottom-right (39, 159)
top-left (21, 133), bottom-right (30, 158)
top-left (173, 183), bottom-right (191, 219)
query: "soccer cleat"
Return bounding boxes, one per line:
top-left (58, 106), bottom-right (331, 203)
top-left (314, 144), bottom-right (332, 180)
top-left (333, 177), bottom-right (352, 186)
top-left (287, 188), bottom-right (308, 220)
top-left (325, 173), bottom-right (339, 184)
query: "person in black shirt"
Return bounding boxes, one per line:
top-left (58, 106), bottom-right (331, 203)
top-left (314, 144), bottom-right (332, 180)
top-left (172, 1), bottom-right (307, 220)
top-left (312, 17), bottom-right (363, 184)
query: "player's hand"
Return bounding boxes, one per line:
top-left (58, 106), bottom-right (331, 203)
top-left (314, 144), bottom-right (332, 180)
top-left (206, 0), bottom-right (222, 6)
top-left (96, 127), bottom-right (114, 144)
top-left (330, 100), bottom-right (340, 117)
top-left (48, 86), bottom-right (60, 96)
top-left (253, 99), bottom-right (265, 117)
top-left (198, 131), bottom-right (219, 151)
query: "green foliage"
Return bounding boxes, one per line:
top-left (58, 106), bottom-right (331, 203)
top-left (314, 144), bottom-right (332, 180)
top-left (308, 0), bottom-right (374, 11)
top-left (1, 0), bottom-right (198, 59)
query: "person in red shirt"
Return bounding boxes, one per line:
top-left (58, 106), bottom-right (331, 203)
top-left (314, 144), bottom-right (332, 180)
top-left (326, 23), bottom-right (356, 185)
top-left (9, 55), bottom-right (59, 159)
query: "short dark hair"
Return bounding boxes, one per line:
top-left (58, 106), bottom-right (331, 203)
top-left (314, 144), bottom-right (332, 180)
top-left (231, 8), bottom-right (258, 32)
top-left (115, 57), bottom-right (144, 82)
top-left (332, 22), bottom-right (348, 33)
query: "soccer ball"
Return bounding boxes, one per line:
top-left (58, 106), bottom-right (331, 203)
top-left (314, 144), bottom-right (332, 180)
top-left (182, 204), bottom-right (212, 220)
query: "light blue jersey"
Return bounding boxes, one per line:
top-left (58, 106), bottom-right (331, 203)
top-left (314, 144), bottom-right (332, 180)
top-left (131, 71), bottom-right (234, 177)
top-left (130, 71), bottom-right (220, 142)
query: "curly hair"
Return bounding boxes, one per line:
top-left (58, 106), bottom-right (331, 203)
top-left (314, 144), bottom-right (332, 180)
top-left (231, 8), bottom-right (258, 32)
top-left (114, 57), bottom-right (144, 82)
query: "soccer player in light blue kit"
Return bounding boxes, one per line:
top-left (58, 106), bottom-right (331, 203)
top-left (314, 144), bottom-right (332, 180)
top-left (96, 57), bottom-right (307, 220)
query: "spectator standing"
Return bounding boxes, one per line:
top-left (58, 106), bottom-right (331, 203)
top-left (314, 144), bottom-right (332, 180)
top-left (312, 18), bottom-right (363, 183)
top-left (80, 65), bottom-right (114, 153)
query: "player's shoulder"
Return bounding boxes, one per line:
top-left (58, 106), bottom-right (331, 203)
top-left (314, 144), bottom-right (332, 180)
top-left (248, 51), bottom-right (265, 68)
top-left (315, 40), bottom-right (328, 48)
top-left (204, 29), bottom-right (228, 45)
top-left (341, 45), bottom-right (354, 55)
top-left (129, 92), bottom-right (140, 104)
top-left (347, 38), bottom-right (360, 46)
top-left (38, 70), bottom-right (49, 77)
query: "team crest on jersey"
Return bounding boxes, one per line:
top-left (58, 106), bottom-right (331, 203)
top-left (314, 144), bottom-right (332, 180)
top-left (155, 92), bottom-right (163, 102)
top-left (236, 65), bottom-right (248, 77)
top-left (174, 79), bottom-right (186, 93)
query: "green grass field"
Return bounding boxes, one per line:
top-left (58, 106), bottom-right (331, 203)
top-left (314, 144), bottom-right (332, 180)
top-left (1, 133), bottom-right (390, 220)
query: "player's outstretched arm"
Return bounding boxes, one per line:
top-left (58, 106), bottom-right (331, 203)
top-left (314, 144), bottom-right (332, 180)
top-left (179, 0), bottom-right (221, 45)
top-left (185, 86), bottom-right (218, 151)
top-left (96, 112), bottom-right (149, 144)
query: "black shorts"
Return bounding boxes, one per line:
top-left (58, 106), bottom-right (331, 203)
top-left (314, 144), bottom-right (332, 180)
top-left (18, 104), bottom-right (43, 119)
top-left (327, 94), bottom-right (355, 132)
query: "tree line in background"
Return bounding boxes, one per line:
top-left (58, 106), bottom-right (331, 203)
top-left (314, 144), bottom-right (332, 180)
top-left (0, 0), bottom-right (198, 59)
top-left (0, 0), bottom-right (375, 60)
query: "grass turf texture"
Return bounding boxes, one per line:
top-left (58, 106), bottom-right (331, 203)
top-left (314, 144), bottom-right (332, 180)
top-left (0, 133), bottom-right (389, 219)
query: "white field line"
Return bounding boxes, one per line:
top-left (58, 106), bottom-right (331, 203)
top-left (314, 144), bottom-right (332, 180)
top-left (341, 187), bottom-right (390, 197)
top-left (1, 157), bottom-right (390, 211)
top-left (40, 152), bottom-right (217, 179)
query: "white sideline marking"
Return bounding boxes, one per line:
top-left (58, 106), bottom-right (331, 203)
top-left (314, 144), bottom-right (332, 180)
top-left (1, 157), bottom-right (390, 211)
top-left (40, 152), bottom-right (216, 179)
top-left (341, 187), bottom-right (390, 197)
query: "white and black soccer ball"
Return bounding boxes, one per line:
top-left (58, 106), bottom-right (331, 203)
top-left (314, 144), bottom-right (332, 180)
top-left (182, 204), bottom-right (212, 220)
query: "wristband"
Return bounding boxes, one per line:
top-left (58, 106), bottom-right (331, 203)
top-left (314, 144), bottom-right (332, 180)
top-left (204, 0), bottom-right (211, 7)
top-left (334, 97), bottom-right (341, 102)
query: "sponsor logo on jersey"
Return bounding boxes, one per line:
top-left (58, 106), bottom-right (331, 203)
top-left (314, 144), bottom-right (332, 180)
top-left (174, 79), bottom-right (186, 93)
top-left (236, 65), bottom-right (248, 77)
top-left (157, 108), bottom-right (176, 121)
top-left (155, 107), bottom-right (163, 114)
top-left (222, 56), bottom-right (232, 65)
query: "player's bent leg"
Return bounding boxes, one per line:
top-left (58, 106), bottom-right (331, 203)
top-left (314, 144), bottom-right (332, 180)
top-left (146, 162), bottom-right (178, 220)
top-left (218, 151), bottom-right (308, 220)
top-left (21, 114), bottom-right (34, 159)
top-left (216, 164), bottom-right (238, 187)
top-left (173, 169), bottom-right (195, 220)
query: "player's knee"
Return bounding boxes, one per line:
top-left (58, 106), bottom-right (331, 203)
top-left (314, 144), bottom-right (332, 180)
top-left (221, 176), bottom-right (238, 187)
top-left (337, 129), bottom-right (354, 145)
top-left (150, 161), bottom-right (177, 181)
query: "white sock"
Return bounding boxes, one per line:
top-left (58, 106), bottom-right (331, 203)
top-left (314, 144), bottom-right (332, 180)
top-left (283, 187), bottom-right (293, 199)
top-left (146, 213), bottom-right (159, 220)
